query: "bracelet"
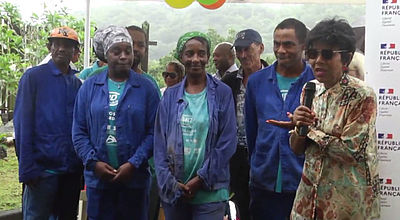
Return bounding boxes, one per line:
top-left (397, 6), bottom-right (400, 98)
top-left (289, 126), bottom-right (306, 139)
top-left (295, 126), bottom-right (300, 135)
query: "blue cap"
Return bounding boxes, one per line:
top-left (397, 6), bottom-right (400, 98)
top-left (233, 29), bottom-right (262, 47)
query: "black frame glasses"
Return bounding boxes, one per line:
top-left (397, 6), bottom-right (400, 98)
top-left (162, 71), bottom-right (177, 79)
top-left (305, 49), bottom-right (350, 60)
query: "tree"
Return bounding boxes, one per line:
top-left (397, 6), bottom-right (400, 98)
top-left (24, 4), bottom-right (96, 70)
top-left (0, 2), bottom-right (26, 117)
top-left (0, 1), bottom-right (95, 117)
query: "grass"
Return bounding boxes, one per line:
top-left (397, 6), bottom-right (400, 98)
top-left (0, 146), bottom-right (22, 211)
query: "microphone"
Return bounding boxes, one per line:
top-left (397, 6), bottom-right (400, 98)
top-left (298, 82), bottom-right (316, 136)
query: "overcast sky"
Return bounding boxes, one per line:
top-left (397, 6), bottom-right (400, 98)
top-left (5, 0), bottom-right (110, 20)
top-left (6, 0), bottom-right (286, 21)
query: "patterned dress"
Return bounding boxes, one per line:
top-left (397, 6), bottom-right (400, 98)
top-left (291, 74), bottom-right (380, 220)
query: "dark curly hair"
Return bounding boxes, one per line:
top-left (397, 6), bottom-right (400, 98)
top-left (306, 18), bottom-right (356, 65)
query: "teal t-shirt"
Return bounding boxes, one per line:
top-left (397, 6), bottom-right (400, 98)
top-left (275, 72), bottom-right (299, 193)
top-left (85, 67), bottom-right (160, 172)
top-left (80, 65), bottom-right (161, 98)
top-left (106, 78), bottom-right (126, 169)
top-left (142, 72), bottom-right (161, 176)
top-left (79, 60), bottom-right (102, 80)
top-left (143, 72), bottom-right (162, 98)
top-left (181, 88), bottom-right (228, 204)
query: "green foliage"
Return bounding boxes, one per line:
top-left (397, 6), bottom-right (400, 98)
top-left (88, 2), bottom-right (364, 86)
top-left (148, 28), bottom-right (237, 86)
top-left (0, 147), bottom-right (21, 211)
top-left (0, 133), bottom-right (7, 149)
top-left (90, 2), bottom-right (365, 60)
top-left (0, 2), bottom-right (25, 102)
top-left (24, 4), bottom-right (96, 70)
top-left (148, 51), bottom-right (177, 88)
top-left (0, 1), bottom-right (95, 109)
top-left (263, 53), bottom-right (277, 65)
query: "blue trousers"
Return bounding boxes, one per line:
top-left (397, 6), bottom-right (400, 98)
top-left (250, 186), bottom-right (296, 220)
top-left (162, 200), bottom-right (226, 220)
top-left (23, 172), bottom-right (82, 220)
top-left (86, 185), bottom-right (149, 220)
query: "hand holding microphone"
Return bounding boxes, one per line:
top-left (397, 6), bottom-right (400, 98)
top-left (294, 82), bottom-right (316, 136)
top-left (266, 82), bottom-right (317, 133)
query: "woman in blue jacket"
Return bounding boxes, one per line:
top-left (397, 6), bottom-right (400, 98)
top-left (154, 31), bottom-right (237, 220)
top-left (72, 26), bottom-right (160, 220)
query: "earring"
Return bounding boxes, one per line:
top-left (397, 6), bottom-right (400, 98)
top-left (342, 66), bottom-right (349, 73)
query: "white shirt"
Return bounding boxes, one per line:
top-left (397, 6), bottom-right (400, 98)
top-left (38, 54), bottom-right (78, 71)
top-left (213, 63), bottom-right (239, 80)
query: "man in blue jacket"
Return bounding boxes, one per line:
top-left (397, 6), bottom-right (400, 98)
top-left (245, 18), bottom-right (314, 220)
top-left (14, 26), bottom-right (83, 219)
top-left (222, 29), bottom-right (268, 220)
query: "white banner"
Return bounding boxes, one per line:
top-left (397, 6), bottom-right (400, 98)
top-left (366, 0), bottom-right (400, 219)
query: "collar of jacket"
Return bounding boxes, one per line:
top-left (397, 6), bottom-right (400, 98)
top-left (237, 59), bottom-right (269, 79)
top-left (175, 73), bottom-right (218, 104)
top-left (93, 69), bottom-right (141, 88)
top-left (48, 59), bottom-right (77, 76)
top-left (268, 60), bottom-right (310, 83)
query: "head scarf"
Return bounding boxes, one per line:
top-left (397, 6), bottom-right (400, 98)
top-left (101, 25), bottom-right (132, 58)
top-left (174, 31), bottom-right (211, 60)
top-left (93, 28), bottom-right (106, 62)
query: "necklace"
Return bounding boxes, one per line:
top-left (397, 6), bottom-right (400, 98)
top-left (109, 78), bottom-right (126, 90)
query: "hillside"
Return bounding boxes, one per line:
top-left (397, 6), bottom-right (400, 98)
top-left (72, 2), bottom-right (365, 60)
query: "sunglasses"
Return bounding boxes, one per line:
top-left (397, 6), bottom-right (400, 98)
top-left (306, 49), bottom-right (350, 60)
top-left (162, 71), bottom-right (177, 79)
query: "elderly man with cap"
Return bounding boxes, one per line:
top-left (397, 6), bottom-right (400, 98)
top-left (221, 29), bottom-right (268, 220)
top-left (72, 25), bottom-right (160, 220)
top-left (14, 26), bottom-right (83, 219)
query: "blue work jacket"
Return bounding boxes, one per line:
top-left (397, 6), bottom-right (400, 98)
top-left (14, 60), bottom-right (82, 183)
top-left (245, 61), bottom-right (315, 192)
top-left (154, 74), bottom-right (237, 204)
top-left (72, 70), bottom-right (160, 189)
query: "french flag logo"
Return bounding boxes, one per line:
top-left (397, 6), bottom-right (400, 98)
top-left (381, 43), bottom-right (396, 49)
top-left (378, 133), bottom-right (393, 139)
top-left (380, 178), bottom-right (393, 184)
top-left (379, 88), bottom-right (395, 94)
top-left (383, 0), bottom-right (398, 3)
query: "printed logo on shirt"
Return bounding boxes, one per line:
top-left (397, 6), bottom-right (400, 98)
top-left (106, 135), bottom-right (117, 144)
top-left (181, 114), bottom-right (196, 136)
top-left (281, 89), bottom-right (289, 101)
top-left (184, 147), bottom-right (200, 155)
top-left (108, 111), bottom-right (116, 121)
top-left (109, 91), bottom-right (120, 106)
